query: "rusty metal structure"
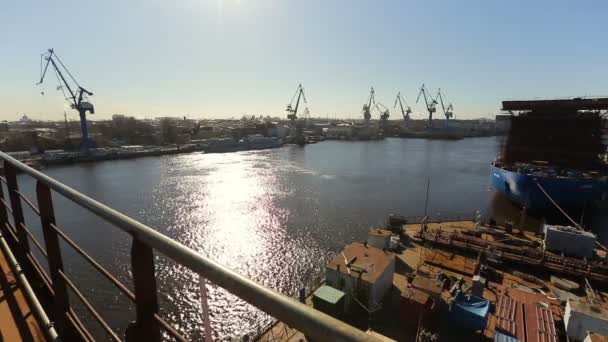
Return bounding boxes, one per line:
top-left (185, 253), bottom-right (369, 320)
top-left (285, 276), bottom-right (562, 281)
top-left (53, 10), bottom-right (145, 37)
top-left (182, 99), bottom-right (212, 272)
top-left (495, 288), bottom-right (559, 342)
top-left (419, 229), bottom-right (608, 283)
top-left (0, 151), bottom-right (379, 342)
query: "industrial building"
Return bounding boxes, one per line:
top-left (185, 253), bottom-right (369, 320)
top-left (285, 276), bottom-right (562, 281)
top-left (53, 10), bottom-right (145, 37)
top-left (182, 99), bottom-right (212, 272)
top-left (325, 243), bottom-right (395, 313)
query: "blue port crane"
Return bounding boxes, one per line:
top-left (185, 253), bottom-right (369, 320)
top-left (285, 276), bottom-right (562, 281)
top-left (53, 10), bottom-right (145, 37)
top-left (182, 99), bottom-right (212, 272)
top-left (416, 83), bottom-right (438, 127)
top-left (38, 49), bottom-right (94, 152)
top-left (394, 91), bottom-right (412, 121)
top-left (362, 87), bottom-right (376, 121)
top-left (436, 88), bottom-right (454, 128)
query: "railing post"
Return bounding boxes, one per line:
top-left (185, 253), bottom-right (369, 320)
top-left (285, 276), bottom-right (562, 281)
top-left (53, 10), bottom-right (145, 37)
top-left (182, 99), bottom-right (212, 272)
top-left (126, 238), bottom-right (161, 342)
top-left (36, 181), bottom-right (72, 338)
top-left (4, 161), bottom-right (29, 253)
top-left (0, 176), bottom-right (8, 233)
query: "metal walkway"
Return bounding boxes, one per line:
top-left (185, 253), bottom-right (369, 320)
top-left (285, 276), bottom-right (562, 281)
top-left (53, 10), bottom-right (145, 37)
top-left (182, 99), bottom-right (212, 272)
top-left (0, 151), bottom-right (378, 342)
top-left (0, 240), bottom-right (47, 342)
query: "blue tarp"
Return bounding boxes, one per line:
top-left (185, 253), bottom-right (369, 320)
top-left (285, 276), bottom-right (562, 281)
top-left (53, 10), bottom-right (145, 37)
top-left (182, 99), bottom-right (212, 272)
top-left (494, 332), bottom-right (520, 342)
top-left (451, 291), bottom-right (490, 331)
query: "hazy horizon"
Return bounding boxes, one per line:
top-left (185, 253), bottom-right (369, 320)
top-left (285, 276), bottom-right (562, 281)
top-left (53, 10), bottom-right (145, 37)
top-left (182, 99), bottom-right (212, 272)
top-left (2, 0), bottom-right (606, 122)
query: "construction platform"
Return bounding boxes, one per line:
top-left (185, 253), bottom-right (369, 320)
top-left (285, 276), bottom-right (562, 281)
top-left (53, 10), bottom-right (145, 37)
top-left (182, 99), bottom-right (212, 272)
top-left (257, 219), bottom-right (608, 342)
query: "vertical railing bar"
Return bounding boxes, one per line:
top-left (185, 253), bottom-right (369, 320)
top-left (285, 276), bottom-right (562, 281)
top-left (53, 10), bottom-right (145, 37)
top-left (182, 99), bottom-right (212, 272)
top-left (36, 181), bottom-right (73, 339)
top-left (126, 238), bottom-right (161, 342)
top-left (4, 162), bottom-right (29, 252)
top-left (0, 178), bottom-right (8, 238)
top-left (49, 222), bottom-right (137, 301)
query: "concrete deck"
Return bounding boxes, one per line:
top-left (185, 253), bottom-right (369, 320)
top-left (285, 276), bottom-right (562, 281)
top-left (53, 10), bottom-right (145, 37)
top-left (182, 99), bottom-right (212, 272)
top-left (0, 242), bottom-right (46, 342)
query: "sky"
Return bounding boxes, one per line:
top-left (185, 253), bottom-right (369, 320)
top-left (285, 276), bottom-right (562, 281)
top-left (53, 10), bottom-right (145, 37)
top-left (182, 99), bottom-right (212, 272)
top-left (1, 0), bottom-right (606, 121)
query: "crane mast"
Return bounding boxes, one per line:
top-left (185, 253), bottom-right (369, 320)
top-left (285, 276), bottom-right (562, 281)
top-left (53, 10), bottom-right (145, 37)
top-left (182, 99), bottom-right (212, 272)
top-left (38, 49), bottom-right (94, 152)
top-left (416, 84), bottom-right (437, 127)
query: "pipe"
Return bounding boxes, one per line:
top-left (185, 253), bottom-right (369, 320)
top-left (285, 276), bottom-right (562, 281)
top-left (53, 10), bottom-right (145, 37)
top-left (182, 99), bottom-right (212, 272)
top-left (0, 152), bottom-right (378, 342)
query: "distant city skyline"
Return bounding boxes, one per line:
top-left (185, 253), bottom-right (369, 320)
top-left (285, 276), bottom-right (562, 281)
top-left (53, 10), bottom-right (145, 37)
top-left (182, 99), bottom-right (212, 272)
top-left (1, 0), bottom-right (606, 121)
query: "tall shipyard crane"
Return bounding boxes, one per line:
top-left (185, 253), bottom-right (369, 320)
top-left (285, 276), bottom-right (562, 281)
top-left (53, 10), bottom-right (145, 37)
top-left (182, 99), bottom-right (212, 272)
top-left (285, 83), bottom-right (307, 145)
top-left (286, 83), bottom-right (307, 124)
top-left (416, 84), bottom-right (438, 127)
top-left (436, 88), bottom-right (454, 127)
top-left (38, 49), bottom-right (94, 151)
top-left (362, 87), bottom-right (376, 121)
top-left (394, 91), bottom-right (412, 121)
top-left (375, 102), bottom-right (390, 122)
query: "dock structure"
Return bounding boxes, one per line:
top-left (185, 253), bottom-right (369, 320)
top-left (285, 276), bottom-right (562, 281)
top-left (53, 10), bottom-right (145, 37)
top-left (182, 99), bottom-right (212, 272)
top-left (236, 215), bottom-right (608, 342)
top-left (0, 151), bottom-right (379, 342)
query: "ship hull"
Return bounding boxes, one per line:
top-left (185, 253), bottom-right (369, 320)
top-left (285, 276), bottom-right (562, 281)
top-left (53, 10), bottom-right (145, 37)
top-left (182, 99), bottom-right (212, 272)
top-left (490, 165), bottom-right (608, 212)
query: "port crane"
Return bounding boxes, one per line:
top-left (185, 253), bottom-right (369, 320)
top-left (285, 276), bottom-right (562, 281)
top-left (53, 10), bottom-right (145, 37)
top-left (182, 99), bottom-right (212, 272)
top-left (436, 88), bottom-right (454, 127)
top-left (393, 91), bottom-right (412, 121)
top-left (416, 84), bottom-right (438, 127)
top-left (286, 83), bottom-right (307, 123)
top-left (375, 102), bottom-right (390, 122)
top-left (362, 87), bottom-right (376, 121)
top-left (285, 83), bottom-right (307, 145)
top-left (38, 49), bottom-right (94, 151)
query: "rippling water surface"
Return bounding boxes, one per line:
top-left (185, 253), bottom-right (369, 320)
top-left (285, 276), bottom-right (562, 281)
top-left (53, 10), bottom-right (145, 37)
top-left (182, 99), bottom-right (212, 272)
top-left (18, 137), bottom-right (507, 340)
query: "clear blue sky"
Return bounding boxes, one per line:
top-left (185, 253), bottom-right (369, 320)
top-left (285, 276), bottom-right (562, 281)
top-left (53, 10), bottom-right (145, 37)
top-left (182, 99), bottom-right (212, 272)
top-left (1, 0), bottom-right (606, 121)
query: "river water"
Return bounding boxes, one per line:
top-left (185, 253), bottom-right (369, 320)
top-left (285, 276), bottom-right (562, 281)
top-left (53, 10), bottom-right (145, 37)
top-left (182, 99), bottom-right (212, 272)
top-left (15, 137), bottom-right (536, 340)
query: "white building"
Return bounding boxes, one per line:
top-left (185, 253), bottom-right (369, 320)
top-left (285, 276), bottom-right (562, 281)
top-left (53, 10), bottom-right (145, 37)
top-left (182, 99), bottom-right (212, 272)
top-left (367, 229), bottom-right (392, 250)
top-left (325, 243), bottom-right (395, 313)
top-left (565, 300), bottom-right (608, 341)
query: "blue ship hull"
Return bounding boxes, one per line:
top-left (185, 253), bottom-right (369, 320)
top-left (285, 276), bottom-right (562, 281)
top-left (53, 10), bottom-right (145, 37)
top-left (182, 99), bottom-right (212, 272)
top-left (490, 165), bottom-right (608, 212)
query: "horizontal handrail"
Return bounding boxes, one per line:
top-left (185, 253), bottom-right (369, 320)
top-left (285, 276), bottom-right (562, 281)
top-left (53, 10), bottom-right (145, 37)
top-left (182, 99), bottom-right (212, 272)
top-left (0, 151), bottom-right (377, 342)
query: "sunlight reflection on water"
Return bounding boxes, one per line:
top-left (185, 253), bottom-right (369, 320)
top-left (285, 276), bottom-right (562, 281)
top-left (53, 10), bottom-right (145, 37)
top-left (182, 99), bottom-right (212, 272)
top-left (146, 152), bottom-right (327, 340)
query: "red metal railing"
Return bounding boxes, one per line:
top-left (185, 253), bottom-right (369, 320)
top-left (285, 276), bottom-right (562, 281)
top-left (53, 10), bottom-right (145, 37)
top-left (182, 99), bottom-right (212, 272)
top-left (0, 152), bottom-right (378, 342)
